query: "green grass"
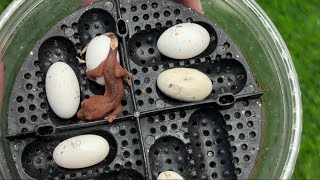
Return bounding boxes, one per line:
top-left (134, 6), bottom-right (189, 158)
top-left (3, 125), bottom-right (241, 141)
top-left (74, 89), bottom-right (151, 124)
top-left (0, 0), bottom-right (319, 179)
top-left (0, 0), bottom-right (10, 13)
top-left (255, 1), bottom-right (320, 179)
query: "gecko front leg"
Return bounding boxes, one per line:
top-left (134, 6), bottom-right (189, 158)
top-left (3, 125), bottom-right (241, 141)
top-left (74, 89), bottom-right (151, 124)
top-left (115, 62), bottom-right (133, 86)
top-left (123, 71), bottom-right (133, 87)
top-left (80, 46), bottom-right (88, 56)
top-left (76, 56), bottom-right (86, 64)
top-left (86, 60), bottom-right (106, 81)
top-left (75, 46), bottom-right (88, 64)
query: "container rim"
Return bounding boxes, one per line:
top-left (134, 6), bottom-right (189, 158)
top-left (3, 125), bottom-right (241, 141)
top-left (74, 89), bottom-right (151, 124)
top-left (0, 0), bottom-right (43, 62)
top-left (242, 0), bottom-right (302, 179)
top-left (0, 0), bottom-right (302, 179)
top-left (0, 0), bottom-right (24, 31)
top-left (0, 0), bottom-right (23, 60)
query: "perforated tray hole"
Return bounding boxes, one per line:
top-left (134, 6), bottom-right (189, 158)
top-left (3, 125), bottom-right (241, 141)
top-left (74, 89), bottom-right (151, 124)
top-left (128, 29), bottom-right (165, 67)
top-left (92, 169), bottom-right (144, 180)
top-left (78, 8), bottom-right (117, 47)
top-left (218, 94), bottom-right (236, 106)
top-left (149, 136), bottom-right (193, 180)
top-left (191, 59), bottom-right (248, 97)
top-left (21, 130), bottom-right (117, 179)
top-left (119, 90), bottom-right (135, 116)
top-left (112, 122), bottom-right (146, 175)
top-left (123, 1), bottom-right (200, 34)
top-left (36, 125), bottom-right (55, 136)
top-left (221, 99), bottom-right (261, 178)
top-left (11, 82), bottom-right (49, 133)
top-left (38, 36), bottom-right (79, 76)
top-left (188, 108), bottom-right (236, 179)
top-left (117, 19), bottom-right (128, 35)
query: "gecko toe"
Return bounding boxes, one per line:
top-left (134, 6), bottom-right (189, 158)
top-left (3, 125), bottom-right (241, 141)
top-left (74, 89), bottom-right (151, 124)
top-left (105, 116), bottom-right (116, 123)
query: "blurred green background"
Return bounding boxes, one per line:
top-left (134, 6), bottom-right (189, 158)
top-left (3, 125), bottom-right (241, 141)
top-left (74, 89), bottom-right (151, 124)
top-left (255, 0), bottom-right (320, 179)
top-left (0, 0), bottom-right (319, 179)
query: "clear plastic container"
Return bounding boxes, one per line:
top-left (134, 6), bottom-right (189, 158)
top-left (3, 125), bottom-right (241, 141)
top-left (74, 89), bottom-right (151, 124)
top-left (0, 0), bottom-right (302, 179)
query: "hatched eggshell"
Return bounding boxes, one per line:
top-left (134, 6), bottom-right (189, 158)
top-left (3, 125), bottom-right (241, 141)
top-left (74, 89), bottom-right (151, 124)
top-left (157, 23), bottom-right (210, 59)
top-left (157, 171), bottom-right (184, 180)
top-left (53, 134), bottom-right (109, 169)
top-left (45, 62), bottom-right (80, 119)
top-left (157, 68), bottom-right (212, 102)
top-left (85, 34), bottom-right (119, 85)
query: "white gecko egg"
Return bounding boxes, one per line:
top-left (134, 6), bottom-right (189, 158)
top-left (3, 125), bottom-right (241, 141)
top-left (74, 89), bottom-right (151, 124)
top-left (45, 62), bottom-right (80, 119)
top-left (53, 134), bottom-right (110, 169)
top-left (157, 23), bottom-right (210, 59)
top-left (157, 171), bottom-right (184, 180)
top-left (85, 34), bottom-right (119, 85)
top-left (157, 68), bottom-right (213, 102)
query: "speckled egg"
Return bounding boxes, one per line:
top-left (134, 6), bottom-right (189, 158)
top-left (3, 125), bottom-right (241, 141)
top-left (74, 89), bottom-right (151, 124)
top-left (157, 68), bottom-right (212, 102)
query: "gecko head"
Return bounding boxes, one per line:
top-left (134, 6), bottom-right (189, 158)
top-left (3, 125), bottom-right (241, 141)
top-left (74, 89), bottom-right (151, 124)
top-left (105, 32), bottom-right (118, 50)
top-left (110, 38), bottom-right (118, 50)
top-left (104, 32), bottom-right (115, 37)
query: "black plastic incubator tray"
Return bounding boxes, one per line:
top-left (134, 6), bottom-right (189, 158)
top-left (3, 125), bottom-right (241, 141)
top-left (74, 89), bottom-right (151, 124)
top-left (7, 0), bottom-right (263, 179)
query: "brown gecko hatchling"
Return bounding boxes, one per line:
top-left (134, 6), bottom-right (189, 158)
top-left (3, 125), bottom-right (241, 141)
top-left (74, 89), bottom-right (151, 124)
top-left (77, 32), bottom-right (132, 123)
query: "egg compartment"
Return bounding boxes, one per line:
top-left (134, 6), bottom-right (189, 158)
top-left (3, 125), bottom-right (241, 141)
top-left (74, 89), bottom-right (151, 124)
top-left (119, 0), bottom-right (261, 112)
top-left (85, 169), bottom-right (145, 180)
top-left (138, 98), bottom-right (261, 180)
top-left (127, 22), bottom-right (218, 67)
top-left (75, 4), bottom-right (135, 117)
top-left (7, 0), bottom-right (137, 136)
top-left (129, 59), bottom-right (261, 113)
top-left (10, 120), bottom-right (146, 180)
top-left (124, 0), bottom-right (219, 67)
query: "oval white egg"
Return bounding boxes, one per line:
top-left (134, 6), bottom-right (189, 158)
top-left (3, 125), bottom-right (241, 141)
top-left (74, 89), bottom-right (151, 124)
top-left (157, 68), bottom-right (212, 102)
top-left (45, 62), bottom-right (80, 119)
top-left (85, 34), bottom-right (119, 85)
top-left (157, 23), bottom-right (210, 59)
top-left (157, 171), bottom-right (184, 180)
top-left (53, 134), bottom-right (110, 169)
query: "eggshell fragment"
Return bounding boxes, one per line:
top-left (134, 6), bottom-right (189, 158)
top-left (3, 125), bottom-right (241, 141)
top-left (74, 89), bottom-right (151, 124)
top-left (85, 34), bottom-right (119, 85)
top-left (53, 134), bottom-right (110, 169)
top-left (157, 68), bottom-right (212, 102)
top-left (157, 23), bottom-right (210, 59)
top-left (157, 171), bottom-right (184, 180)
top-left (45, 62), bottom-right (80, 119)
